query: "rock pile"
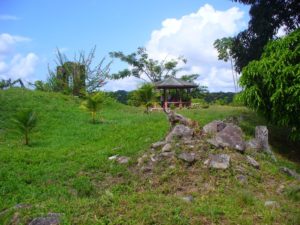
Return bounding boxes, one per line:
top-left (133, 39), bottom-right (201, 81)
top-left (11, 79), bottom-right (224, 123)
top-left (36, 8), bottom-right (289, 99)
top-left (137, 111), bottom-right (277, 174)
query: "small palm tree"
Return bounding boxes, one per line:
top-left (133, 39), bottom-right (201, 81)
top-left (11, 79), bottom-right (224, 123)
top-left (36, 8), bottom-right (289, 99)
top-left (12, 109), bottom-right (37, 145)
top-left (137, 83), bottom-right (156, 113)
top-left (81, 92), bottom-right (105, 123)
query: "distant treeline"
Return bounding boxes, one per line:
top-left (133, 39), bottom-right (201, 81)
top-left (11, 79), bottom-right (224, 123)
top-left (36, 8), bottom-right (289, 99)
top-left (107, 90), bottom-right (235, 105)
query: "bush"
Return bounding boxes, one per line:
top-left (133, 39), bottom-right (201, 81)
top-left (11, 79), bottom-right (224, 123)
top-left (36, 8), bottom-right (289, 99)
top-left (12, 109), bottom-right (37, 145)
top-left (240, 29), bottom-right (300, 140)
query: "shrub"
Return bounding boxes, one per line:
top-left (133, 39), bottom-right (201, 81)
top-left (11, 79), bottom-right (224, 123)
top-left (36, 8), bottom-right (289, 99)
top-left (12, 109), bottom-right (37, 145)
top-left (81, 92), bottom-right (105, 123)
top-left (240, 29), bottom-right (300, 140)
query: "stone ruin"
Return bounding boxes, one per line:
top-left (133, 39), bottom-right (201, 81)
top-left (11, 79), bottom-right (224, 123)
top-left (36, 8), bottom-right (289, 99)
top-left (137, 110), bottom-right (278, 173)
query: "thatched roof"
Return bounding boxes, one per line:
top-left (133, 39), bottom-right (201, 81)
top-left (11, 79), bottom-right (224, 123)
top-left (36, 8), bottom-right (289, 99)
top-left (154, 77), bottom-right (198, 89)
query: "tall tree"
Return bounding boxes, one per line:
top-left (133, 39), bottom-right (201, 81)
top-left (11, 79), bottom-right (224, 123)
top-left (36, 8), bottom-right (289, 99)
top-left (109, 47), bottom-right (186, 82)
top-left (240, 29), bottom-right (300, 140)
top-left (213, 37), bottom-right (238, 92)
top-left (181, 74), bottom-right (208, 98)
top-left (231, 0), bottom-right (300, 72)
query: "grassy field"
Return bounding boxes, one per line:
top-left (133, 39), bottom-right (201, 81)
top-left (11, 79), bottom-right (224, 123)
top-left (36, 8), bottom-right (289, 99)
top-left (0, 88), bottom-right (299, 224)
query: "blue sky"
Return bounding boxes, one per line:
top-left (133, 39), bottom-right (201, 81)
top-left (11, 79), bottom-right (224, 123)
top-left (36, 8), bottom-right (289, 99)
top-left (0, 0), bottom-right (249, 92)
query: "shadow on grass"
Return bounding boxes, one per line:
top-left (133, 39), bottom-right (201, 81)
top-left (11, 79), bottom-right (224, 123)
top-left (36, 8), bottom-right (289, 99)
top-left (238, 111), bottom-right (300, 164)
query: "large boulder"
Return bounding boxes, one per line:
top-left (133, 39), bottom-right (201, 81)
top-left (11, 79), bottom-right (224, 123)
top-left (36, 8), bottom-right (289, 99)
top-left (165, 124), bottom-right (194, 142)
top-left (203, 120), bottom-right (226, 134)
top-left (209, 124), bottom-right (245, 152)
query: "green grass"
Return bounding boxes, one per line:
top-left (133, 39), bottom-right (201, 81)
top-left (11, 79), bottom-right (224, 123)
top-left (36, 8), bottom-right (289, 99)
top-left (0, 88), bottom-right (299, 224)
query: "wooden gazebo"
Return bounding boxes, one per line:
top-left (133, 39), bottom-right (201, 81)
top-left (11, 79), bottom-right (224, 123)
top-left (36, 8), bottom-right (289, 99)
top-left (154, 77), bottom-right (198, 109)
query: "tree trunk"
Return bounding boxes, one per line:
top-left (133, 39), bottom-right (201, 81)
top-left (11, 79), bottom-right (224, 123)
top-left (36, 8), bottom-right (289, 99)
top-left (230, 57), bottom-right (237, 92)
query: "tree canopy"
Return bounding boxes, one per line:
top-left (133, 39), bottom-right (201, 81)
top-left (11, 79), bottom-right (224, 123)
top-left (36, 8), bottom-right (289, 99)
top-left (240, 29), bottom-right (300, 140)
top-left (109, 47), bottom-right (187, 82)
top-left (213, 37), bottom-right (238, 92)
top-left (231, 0), bottom-right (300, 72)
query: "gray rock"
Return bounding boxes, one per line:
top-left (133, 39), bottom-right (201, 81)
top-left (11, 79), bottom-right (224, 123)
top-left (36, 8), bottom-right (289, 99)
top-left (160, 152), bottom-right (175, 157)
top-left (137, 154), bottom-right (148, 166)
top-left (213, 124), bottom-right (245, 152)
top-left (181, 195), bottom-right (194, 203)
top-left (165, 125), bottom-right (193, 142)
top-left (109, 155), bottom-right (130, 164)
top-left (141, 166), bottom-right (152, 173)
top-left (264, 201), bottom-right (278, 208)
top-left (116, 156), bottom-right (130, 164)
top-left (162, 143), bottom-right (172, 152)
top-left (280, 167), bottom-right (300, 181)
top-left (28, 213), bottom-right (60, 225)
top-left (255, 126), bottom-right (270, 151)
top-left (204, 154), bottom-right (230, 169)
top-left (246, 139), bottom-right (260, 150)
top-left (178, 152), bottom-right (196, 163)
top-left (108, 155), bottom-right (119, 160)
top-left (246, 156), bottom-right (260, 169)
top-left (247, 126), bottom-right (276, 161)
top-left (207, 138), bottom-right (219, 147)
top-left (236, 175), bottom-right (247, 184)
top-left (151, 141), bottom-right (167, 149)
top-left (203, 120), bottom-right (226, 134)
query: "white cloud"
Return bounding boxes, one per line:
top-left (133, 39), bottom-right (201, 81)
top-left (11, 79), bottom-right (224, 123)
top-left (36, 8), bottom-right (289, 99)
top-left (0, 14), bottom-right (19, 21)
top-left (145, 4), bottom-right (246, 92)
top-left (0, 33), bottom-right (31, 55)
top-left (0, 33), bottom-right (39, 83)
top-left (0, 53), bottom-right (39, 81)
top-left (104, 76), bottom-right (143, 92)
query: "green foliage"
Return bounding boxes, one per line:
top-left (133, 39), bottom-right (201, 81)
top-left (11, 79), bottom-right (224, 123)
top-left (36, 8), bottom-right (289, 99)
top-left (128, 83), bottom-right (157, 112)
top-left (284, 186), bottom-right (300, 202)
top-left (72, 176), bottom-right (94, 197)
top-left (1, 89), bottom-right (300, 224)
top-left (213, 37), bottom-right (234, 62)
top-left (12, 109), bottom-right (37, 145)
top-left (110, 47), bottom-right (187, 82)
top-left (31, 80), bottom-right (51, 92)
top-left (81, 92), bottom-right (106, 123)
top-left (107, 90), bottom-right (129, 104)
top-left (181, 74), bottom-right (208, 98)
top-left (240, 29), bottom-right (300, 140)
top-left (214, 37), bottom-right (238, 92)
top-left (204, 92), bottom-right (235, 104)
top-left (231, 92), bottom-right (244, 106)
top-left (232, 0), bottom-right (300, 72)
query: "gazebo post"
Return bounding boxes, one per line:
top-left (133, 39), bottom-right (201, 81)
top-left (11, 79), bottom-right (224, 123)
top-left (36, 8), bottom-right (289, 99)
top-left (179, 90), bottom-right (182, 109)
top-left (163, 88), bottom-right (167, 109)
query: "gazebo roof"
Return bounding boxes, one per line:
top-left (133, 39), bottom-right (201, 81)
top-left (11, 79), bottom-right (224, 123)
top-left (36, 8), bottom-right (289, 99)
top-left (154, 77), bottom-right (198, 89)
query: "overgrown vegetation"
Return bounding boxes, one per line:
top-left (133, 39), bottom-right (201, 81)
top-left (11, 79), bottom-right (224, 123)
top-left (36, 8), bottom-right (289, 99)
top-left (0, 89), bottom-right (299, 224)
top-left (240, 29), bottom-right (300, 140)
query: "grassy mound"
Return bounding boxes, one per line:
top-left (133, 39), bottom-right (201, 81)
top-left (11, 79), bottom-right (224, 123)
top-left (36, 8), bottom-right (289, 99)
top-left (0, 88), bottom-right (299, 224)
